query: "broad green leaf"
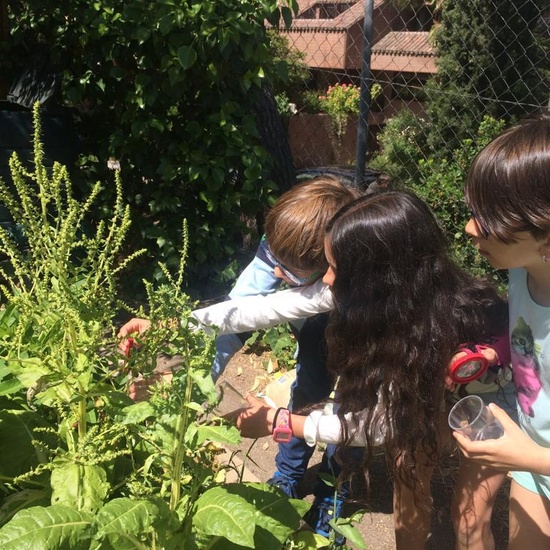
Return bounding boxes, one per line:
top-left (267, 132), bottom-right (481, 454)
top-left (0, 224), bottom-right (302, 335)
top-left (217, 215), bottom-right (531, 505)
top-left (51, 463), bottom-right (108, 514)
top-left (0, 505), bottom-right (92, 549)
top-left (121, 401), bottom-right (155, 424)
top-left (0, 410), bottom-right (51, 477)
top-left (185, 401), bottom-right (204, 413)
top-left (0, 377), bottom-right (23, 395)
top-left (90, 531), bottom-right (147, 549)
top-left (94, 498), bottom-right (158, 538)
top-left (291, 530), bottom-right (330, 548)
top-left (316, 473), bottom-right (337, 488)
top-left (281, 6), bottom-right (293, 28)
top-left (331, 521), bottom-right (366, 549)
top-left (38, 380), bottom-right (76, 406)
top-left (195, 483), bottom-right (309, 549)
top-left (225, 483), bottom-right (308, 543)
top-left (189, 369), bottom-right (216, 398)
top-left (0, 361), bottom-right (12, 378)
top-left (8, 357), bottom-right (49, 388)
top-left (195, 424), bottom-right (241, 445)
top-left (193, 486), bottom-right (255, 547)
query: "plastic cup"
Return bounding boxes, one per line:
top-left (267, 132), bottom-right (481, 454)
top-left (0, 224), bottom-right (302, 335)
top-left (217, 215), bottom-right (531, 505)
top-left (215, 381), bottom-right (249, 417)
top-left (448, 395), bottom-right (504, 441)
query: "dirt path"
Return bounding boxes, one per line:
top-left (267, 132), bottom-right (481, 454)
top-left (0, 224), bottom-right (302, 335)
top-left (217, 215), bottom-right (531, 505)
top-left (218, 348), bottom-right (511, 549)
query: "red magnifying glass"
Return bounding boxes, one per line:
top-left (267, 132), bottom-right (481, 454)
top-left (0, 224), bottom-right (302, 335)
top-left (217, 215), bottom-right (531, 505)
top-left (449, 345), bottom-right (490, 384)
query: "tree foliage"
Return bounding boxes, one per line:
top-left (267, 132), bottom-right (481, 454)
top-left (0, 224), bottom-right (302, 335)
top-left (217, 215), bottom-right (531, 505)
top-left (267, 29), bottom-right (310, 99)
top-left (4, 0), bottom-right (298, 291)
top-left (426, 0), bottom-right (548, 155)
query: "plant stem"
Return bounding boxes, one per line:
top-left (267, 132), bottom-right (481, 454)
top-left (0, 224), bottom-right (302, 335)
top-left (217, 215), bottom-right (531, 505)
top-left (169, 362), bottom-right (193, 510)
top-left (77, 384), bottom-right (87, 440)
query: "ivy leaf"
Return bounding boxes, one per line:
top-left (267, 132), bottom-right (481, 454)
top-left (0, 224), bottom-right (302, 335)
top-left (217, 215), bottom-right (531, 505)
top-left (177, 46), bottom-right (197, 69)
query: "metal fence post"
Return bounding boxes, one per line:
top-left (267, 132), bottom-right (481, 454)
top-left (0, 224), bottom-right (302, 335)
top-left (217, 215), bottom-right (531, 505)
top-left (355, 0), bottom-right (374, 188)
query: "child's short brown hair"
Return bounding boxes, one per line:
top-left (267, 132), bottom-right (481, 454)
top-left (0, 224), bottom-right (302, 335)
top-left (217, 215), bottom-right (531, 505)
top-left (265, 176), bottom-right (361, 273)
top-left (465, 112), bottom-right (550, 243)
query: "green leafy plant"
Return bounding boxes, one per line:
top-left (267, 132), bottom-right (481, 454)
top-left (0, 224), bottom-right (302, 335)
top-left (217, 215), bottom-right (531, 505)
top-left (371, 112), bottom-right (509, 287)
top-left (319, 83), bottom-right (382, 144)
top-left (426, 0), bottom-right (547, 156)
top-left (246, 324), bottom-right (297, 373)
top-left (267, 29), bottom-right (310, 99)
top-left (275, 92), bottom-right (298, 118)
top-left (300, 90), bottom-right (324, 114)
top-left (369, 108), bottom-right (429, 184)
top-left (319, 84), bottom-right (361, 144)
top-left (0, 103), bottom-right (309, 548)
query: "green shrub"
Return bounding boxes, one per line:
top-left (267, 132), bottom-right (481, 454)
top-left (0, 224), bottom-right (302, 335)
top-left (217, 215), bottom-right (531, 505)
top-left (369, 108), bottom-right (429, 184)
top-left (275, 92), bottom-right (297, 117)
top-left (0, 103), bottom-right (310, 548)
top-left (300, 89), bottom-right (324, 113)
top-left (409, 116), bottom-right (508, 285)
top-left (267, 29), bottom-right (310, 99)
top-left (319, 83), bottom-right (361, 143)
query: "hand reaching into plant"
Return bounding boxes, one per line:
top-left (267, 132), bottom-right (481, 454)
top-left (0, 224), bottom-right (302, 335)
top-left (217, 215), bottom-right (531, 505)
top-left (117, 317), bottom-right (151, 354)
top-left (128, 371), bottom-right (175, 401)
top-left (117, 318), bottom-right (164, 401)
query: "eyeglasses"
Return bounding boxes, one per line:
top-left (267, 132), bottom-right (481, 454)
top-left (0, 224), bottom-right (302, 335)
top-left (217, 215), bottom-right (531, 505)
top-left (264, 245), bottom-right (321, 286)
top-left (469, 209), bottom-right (490, 239)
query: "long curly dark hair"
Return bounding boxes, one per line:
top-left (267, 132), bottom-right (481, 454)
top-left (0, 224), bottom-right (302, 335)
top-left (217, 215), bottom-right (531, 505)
top-left (325, 191), bottom-right (507, 493)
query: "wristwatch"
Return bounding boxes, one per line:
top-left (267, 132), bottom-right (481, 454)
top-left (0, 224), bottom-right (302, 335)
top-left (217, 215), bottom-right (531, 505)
top-left (272, 408), bottom-right (293, 443)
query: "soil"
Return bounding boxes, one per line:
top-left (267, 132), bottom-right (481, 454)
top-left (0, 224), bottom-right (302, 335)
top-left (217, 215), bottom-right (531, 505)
top-left (217, 347), bottom-right (511, 550)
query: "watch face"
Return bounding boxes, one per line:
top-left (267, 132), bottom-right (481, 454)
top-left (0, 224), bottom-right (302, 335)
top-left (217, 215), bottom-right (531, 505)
top-left (273, 409), bottom-right (292, 443)
top-left (273, 429), bottom-right (293, 443)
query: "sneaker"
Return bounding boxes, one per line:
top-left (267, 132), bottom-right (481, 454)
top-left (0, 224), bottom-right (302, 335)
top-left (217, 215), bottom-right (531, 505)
top-left (306, 496), bottom-right (345, 546)
top-left (266, 471), bottom-right (298, 498)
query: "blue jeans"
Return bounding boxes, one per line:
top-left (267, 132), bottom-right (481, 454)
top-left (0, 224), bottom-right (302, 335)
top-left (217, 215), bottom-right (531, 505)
top-left (275, 313), bottom-right (362, 500)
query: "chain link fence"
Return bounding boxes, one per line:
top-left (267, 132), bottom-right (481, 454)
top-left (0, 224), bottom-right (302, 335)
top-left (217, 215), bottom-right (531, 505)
top-left (274, 0), bottom-right (549, 176)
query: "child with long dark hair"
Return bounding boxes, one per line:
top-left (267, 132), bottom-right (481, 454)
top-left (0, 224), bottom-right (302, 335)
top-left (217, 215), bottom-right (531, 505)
top-left (236, 190), bottom-right (514, 549)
